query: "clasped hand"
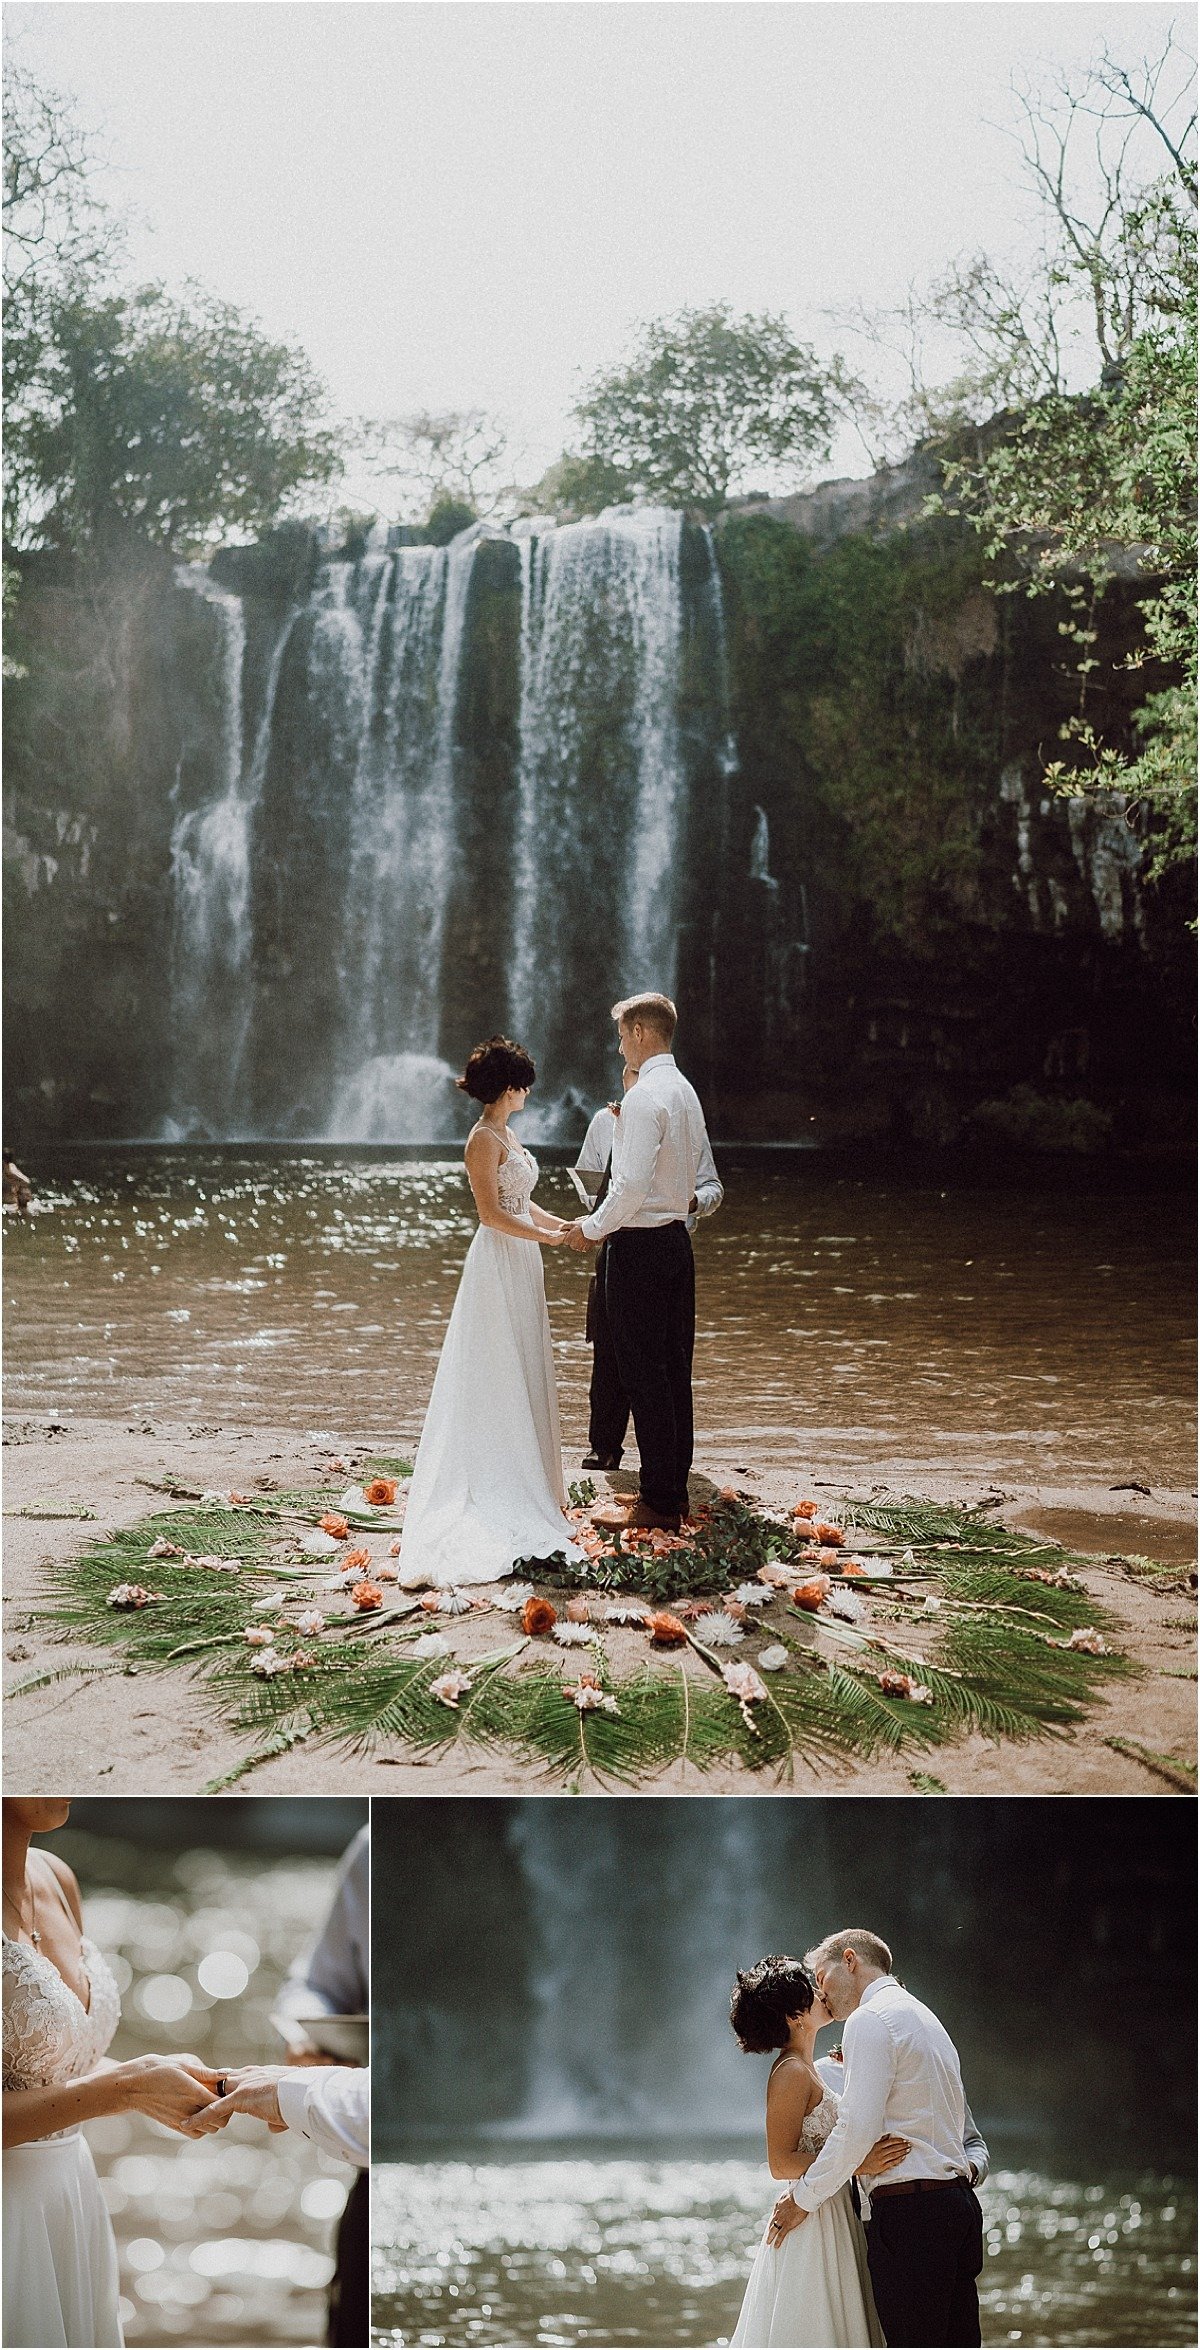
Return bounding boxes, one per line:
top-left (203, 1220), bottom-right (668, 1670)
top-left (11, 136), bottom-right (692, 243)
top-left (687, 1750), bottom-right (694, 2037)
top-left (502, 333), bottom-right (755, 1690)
top-left (182, 2064), bottom-right (288, 2136)
top-left (564, 1220), bottom-right (596, 1253)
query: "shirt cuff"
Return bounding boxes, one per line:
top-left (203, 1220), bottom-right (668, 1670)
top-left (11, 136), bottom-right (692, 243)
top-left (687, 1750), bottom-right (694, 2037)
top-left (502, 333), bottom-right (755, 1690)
top-left (276, 2071), bottom-right (315, 2139)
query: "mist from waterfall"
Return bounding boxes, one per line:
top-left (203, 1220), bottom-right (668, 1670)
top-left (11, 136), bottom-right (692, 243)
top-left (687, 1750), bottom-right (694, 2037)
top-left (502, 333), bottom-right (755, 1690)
top-left (502, 1798), bottom-right (835, 2139)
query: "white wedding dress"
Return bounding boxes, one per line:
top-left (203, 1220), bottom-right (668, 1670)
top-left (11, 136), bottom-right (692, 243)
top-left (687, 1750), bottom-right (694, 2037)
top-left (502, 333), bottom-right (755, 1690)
top-left (730, 2091), bottom-right (885, 2349)
top-left (399, 1137), bottom-right (586, 1586)
top-left (3, 1929), bottom-right (124, 2347)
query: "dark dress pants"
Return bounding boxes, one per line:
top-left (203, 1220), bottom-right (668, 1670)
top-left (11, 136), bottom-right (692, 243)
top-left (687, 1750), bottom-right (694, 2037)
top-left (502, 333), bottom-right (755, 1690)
top-left (328, 2168), bottom-right (369, 2347)
top-left (866, 2181), bottom-right (984, 2348)
top-left (586, 1238), bottom-right (631, 1460)
top-left (603, 1221), bottom-right (695, 1518)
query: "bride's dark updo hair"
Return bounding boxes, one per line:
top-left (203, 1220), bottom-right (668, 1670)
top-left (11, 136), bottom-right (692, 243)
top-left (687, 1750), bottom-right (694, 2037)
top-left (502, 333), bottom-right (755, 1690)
top-left (730, 1956), bottom-right (817, 2053)
top-left (457, 1035), bottom-right (537, 1105)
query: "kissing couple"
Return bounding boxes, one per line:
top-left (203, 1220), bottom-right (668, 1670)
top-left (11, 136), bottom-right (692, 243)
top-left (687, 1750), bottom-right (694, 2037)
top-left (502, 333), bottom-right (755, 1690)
top-left (728, 1930), bottom-right (988, 2350)
top-left (397, 989), bottom-right (721, 1589)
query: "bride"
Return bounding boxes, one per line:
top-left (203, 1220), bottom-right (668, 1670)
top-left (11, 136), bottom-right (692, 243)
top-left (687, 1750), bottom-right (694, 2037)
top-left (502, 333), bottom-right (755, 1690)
top-left (398, 1035), bottom-right (586, 1588)
top-left (728, 1956), bottom-right (905, 2349)
top-left (3, 1798), bottom-right (221, 2348)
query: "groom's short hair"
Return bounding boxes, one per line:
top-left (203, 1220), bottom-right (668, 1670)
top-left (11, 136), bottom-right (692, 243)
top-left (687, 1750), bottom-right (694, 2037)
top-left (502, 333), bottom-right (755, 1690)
top-left (612, 992), bottom-right (677, 1042)
top-left (805, 1929), bottom-right (893, 1975)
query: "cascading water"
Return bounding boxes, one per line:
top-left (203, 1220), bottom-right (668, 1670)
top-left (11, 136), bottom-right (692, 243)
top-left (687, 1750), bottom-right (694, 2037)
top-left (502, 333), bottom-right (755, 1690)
top-left (165, 568), bottom-right (249, 1137)
top-left (502, 1799), bottom-right (833, 2138)
top-left (509, 509), bottom-right (689, 1127)
top-left (164, 511), bottom-right (736, 1140)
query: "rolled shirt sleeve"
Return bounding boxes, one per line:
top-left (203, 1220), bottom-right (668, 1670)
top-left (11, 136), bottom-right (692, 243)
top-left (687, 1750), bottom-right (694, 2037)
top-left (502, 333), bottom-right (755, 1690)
top-left (276, 2067), bottom-right (369, 2168)
top-left (581, 1092), bottom-right (666, 1241)
top-left (790, 2008), bottom-right (896, 2211)
top-left (963, 2100), bottom-right (989, 2186)
top-left (689, 1130), bottom-right (723, 1225)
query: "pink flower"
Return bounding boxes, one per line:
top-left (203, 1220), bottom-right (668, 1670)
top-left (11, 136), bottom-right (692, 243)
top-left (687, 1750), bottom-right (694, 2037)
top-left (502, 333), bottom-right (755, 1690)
top-left (723, 1661), bottom-right (768, 1704)
top-left (563, 1672), bottom-right (619, 1716)
top-left (244, 1626), bottom-right (275, 1648)
top-left (429, 1668), bottom-right (473, 1709)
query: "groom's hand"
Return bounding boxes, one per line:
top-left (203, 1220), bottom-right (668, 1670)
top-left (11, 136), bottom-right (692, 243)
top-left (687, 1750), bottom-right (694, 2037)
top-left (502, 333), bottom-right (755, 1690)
top-left (767, 2190), bottom-right (807, 2245)
top-left (185, 2065), bottom-right (287, 2135)
top-left (565, 1221), bottom-right (594, 1253)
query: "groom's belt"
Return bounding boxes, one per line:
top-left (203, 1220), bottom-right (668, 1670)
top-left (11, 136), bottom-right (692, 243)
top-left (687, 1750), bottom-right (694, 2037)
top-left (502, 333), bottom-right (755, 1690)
top-left (870, 2174), bottom-right (972, 2199)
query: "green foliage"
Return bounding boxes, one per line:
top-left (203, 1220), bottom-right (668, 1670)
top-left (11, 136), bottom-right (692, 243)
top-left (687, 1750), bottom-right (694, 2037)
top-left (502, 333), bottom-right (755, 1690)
top-left (717, 511), bottom-right (1003, 946)
top-left (969, 1086), bottom-right (1115, 1154)
top-left (425, 495), bottom-right (477, 545)
top-left (16, 1487), bottom-right (1135, 1789)
top-left (9, 282), bottom-right (342, 556)
top-left (571, 304), bottom-right (839, 516)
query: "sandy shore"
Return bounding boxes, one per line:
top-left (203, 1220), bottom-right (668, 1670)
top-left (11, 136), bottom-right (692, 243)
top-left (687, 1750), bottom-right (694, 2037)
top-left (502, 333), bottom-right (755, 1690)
top-left (3, 1415), bottom-right (1195, 1796)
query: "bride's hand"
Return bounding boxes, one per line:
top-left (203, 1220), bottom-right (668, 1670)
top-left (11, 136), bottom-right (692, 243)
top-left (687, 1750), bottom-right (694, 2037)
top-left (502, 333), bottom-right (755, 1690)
top-left (120, 2054), bottom-right (222, 2132)
top-left (857, 2134), bottom-right (911, 2177)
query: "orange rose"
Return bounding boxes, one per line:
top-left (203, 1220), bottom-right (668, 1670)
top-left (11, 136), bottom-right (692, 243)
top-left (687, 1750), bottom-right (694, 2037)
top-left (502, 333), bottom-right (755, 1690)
top-left (791, 1518), bottom-right (818, 1541)
top-left (793, 1500), bottom-right (818, 1519)
top-left (522, 1596), bottom-right (557, 1636)
top-left (647, 1611), bottom-right (689, 1647)
top-left (365, 1476), bottom-right (398, 1507)
top-left (792, 1576), bottom-right (831, 1612)
top-left (343, 1548), bottom-right (372, 1573)
top-left (320, 1513), bottom-right (350, 1540)
top-left (841, 1561), bottom-right (867, 1579)
top-left (351, 1581), bottom-right (383, 1611)
top-left (815, 1523), bottom-right (845, 1546)
top-left (717, 1486), bottom-right (742, 1505)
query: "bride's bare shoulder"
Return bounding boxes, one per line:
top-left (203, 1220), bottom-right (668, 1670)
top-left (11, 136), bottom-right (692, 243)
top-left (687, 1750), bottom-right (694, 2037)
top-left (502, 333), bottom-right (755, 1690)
top-left (464, 1123), bottom-right (501, 1161)
top-left (40, 1849), bottom-right (84, 1926)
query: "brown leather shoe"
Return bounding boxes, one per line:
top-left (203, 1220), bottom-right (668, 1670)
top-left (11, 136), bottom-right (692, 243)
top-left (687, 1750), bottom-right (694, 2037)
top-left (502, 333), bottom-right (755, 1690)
top-left (593, 1498), bottom-right (682, 1535)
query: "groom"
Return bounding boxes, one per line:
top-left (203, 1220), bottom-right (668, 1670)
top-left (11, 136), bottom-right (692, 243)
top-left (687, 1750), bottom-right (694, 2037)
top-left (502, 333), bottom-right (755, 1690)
top-left (564, 992), bottom-right (721, 1533)
top-left (767, 1929), bottom-right (986, 2348)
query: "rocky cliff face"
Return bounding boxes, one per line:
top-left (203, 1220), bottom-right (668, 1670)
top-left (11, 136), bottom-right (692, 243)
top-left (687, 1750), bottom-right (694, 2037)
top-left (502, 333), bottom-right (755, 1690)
top-left (2, 480), bottom-right (1191, 1149)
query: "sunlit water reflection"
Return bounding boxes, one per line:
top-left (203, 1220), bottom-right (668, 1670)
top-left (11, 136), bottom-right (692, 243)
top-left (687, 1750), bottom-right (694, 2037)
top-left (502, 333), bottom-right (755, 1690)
top-left (51, 1830), bottom-right (355, 2347)
top-left (4, 1151), bottom-right (1194, 1490)
top-left (370, 2155), bottom-right (1196, 2348)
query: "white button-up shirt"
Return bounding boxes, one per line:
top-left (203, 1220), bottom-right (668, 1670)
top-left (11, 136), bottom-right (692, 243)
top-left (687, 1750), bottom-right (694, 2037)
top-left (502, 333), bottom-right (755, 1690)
top-left (814, 2048), bottom-right (990, 2205)
top-left (580, 1056), bottom-right (721, 1241)
top-left (276, 2065), bottom-right (368, 2169)
top-left (792, 1977), bottom-right (972, 2211)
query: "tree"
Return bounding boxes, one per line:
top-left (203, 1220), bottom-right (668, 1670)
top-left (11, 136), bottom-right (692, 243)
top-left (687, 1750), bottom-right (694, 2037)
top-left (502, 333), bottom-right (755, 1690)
top-left (569, 304), bottom-right (839, 516)
top-left (356, 407), bottom-right (510, 523)
top-left (838, 35), bottom-right (1197, 878)
top-left (8, 280), bottom-right (343, 556)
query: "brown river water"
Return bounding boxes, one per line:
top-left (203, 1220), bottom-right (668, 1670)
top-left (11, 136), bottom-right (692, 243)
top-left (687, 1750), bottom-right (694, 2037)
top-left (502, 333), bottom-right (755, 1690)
top-left (4, 1149), bottom-right (1194, 1502)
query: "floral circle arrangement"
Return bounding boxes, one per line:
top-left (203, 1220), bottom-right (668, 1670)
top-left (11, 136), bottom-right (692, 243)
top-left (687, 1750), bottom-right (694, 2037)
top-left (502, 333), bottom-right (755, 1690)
top-left (15, 1459), bottom-right (1133, 1790)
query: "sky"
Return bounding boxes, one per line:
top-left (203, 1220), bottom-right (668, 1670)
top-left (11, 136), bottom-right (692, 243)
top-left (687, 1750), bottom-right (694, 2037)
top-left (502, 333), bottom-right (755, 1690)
top-left (6, 1), bottom-right (1189, 501)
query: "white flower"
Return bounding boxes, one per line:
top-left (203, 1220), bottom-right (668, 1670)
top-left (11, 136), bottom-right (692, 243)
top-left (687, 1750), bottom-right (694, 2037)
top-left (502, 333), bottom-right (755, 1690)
top-left (732, 1582), bottom-right (772, 1607)
top-left (411, 1632), bottom-right (451, 1659)
top-left (492, 1581), bottom-right (538, 1613)
top-left (199, 1490), bottom-right (226, 1506)
top-left (698, 1612), bottom-right (745, 1647)
top-left (909, 1683), bottom-right (934, 1705)
top-left (563, 1675), bottom-right (619, 1715)
top-left (825, 1587), bottom-right (866, 1623)
top-left (604, 1603), bottom-right (650, 1626)
top-left (428, 1587), bottom-right (473, 1616)
top-left (295, 1608), bottom-right (326, 1636)
top-left (253, 1590), bottom-right (287, 1613)
top-left (922, 1596), bottom-right (943, 1614)
top-left (1066, 1626), bottom-right (1110, 1655)
top-left (552, 1622), bottom-right (595, 1648)
top-left (243, 1626), bottom-right (275, 1648)
top-left (757, 1645), bottom-right (789, 1672)
top-left (251, 1650), bottom-right (290, 1678)
top-left (299, 1528), bottom-right (341, 1557)
top-left (723, 1661), bottom-right (768, 1704)
top-left (429, 1668), bottom-right (473, 1708)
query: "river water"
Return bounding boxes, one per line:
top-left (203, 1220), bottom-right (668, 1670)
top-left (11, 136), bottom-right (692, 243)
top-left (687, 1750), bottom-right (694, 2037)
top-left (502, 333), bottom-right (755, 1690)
top-left (370, 2152), bottom-right (1195, 2348)
top-left (4, 1149), bottom-right (1194, 1499)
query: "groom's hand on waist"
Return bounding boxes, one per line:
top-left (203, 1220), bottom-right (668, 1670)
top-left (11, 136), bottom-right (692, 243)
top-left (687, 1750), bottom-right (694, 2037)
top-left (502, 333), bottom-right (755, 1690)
top-left (767, 2189), bottom-right (808, 2244)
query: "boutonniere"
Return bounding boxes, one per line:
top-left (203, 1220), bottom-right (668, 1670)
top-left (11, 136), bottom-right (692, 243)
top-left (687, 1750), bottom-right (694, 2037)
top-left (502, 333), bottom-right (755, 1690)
top-left (828, 2045), bottom-right (844, 2063)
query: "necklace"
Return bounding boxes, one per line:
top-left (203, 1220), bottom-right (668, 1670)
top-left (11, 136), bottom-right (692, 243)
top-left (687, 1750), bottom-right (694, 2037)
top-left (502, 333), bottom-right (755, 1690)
top-left (3, 1871), bottom-right (40, 1947)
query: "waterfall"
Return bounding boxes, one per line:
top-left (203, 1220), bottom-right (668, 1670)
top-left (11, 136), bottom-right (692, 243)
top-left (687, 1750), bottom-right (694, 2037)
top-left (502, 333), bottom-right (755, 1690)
top-left (502, 1800), bottom-right (828, 2138)
top-left (509, 508), bottom-right (688, 1126)
top-left (749, 806), bottom-right (778, 890)
top-left (166, 568), bottom-right (249, 1137)
top-left (164, 511), bottom-right (736, 1140)
top-left (328, 533), bottom-right (478, 1140)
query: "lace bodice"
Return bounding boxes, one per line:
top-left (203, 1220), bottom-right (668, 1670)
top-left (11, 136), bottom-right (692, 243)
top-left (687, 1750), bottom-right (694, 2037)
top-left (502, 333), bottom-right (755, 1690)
top-left (3, 1935), bottom-right (122, 2130)
top-left (798, 2088), bottom-right (840, 2154)
top-left (495, 1140), bottom-right (538, 1222)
